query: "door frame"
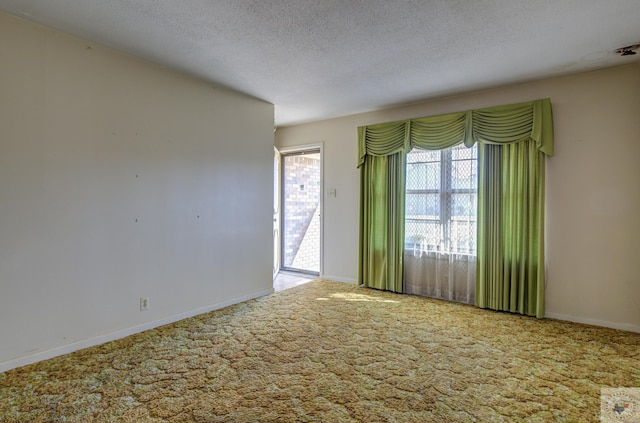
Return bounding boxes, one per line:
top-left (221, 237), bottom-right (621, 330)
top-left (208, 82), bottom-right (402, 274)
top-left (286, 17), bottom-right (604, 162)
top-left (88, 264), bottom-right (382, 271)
top-left (277, 142), bottom-right (324, 276)
top-left (273, 147), bottom-right (281, 279)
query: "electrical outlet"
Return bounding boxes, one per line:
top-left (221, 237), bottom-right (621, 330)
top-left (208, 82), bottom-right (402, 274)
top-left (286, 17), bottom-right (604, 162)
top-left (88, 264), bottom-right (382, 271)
top-left (140, 297), bottom-right (149, 311)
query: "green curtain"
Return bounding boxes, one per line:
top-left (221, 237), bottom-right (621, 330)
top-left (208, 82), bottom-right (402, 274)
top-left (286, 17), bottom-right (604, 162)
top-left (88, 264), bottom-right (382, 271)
top-left (358, 99), bottom-right (553, 316)
top-left (469, 100), bottom-right (551, 317)
top-left (476, 141), bottom-right (546, 317)
top-left (411, 112), bottom-right (467, 150)
top-left (358, 152), bottom-right (405, 292)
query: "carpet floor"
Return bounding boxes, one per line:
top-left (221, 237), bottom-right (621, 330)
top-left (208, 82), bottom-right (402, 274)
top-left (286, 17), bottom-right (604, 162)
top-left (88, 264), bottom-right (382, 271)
top-left (1, 280), bottom-right (638, 422)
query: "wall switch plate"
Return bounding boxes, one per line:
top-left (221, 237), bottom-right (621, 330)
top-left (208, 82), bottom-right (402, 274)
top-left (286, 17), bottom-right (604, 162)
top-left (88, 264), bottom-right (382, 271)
top-left (140, 297), bottom-right (149, 311)
top-left (327, 188), bottom-right (337, 197)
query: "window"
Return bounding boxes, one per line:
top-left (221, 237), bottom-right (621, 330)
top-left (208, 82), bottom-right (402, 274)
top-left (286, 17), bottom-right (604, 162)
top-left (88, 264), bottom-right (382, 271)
top-left (405, 144), bottom-right (477, 255)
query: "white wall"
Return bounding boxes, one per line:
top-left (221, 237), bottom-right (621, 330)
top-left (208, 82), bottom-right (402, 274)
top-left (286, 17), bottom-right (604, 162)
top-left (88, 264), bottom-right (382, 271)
top-left (276, 63), bottom-right (640, 332)
top-left (0, 12), bottom-right (274, 371)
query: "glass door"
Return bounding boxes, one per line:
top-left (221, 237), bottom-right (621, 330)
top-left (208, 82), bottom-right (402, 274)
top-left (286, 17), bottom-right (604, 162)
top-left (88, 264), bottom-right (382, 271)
top-left (281, 149), bottom-right (321, 275)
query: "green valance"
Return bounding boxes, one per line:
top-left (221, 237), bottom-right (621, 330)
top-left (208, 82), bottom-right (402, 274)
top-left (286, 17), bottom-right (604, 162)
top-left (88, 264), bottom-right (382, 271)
top-left (357, 98), bottom-right (553, 168)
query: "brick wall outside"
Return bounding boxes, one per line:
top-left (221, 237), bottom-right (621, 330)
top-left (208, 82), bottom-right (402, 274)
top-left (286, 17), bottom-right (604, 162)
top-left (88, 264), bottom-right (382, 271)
top-left (283, 155), bottom-right (320, 272)
top-left (291, 205), bottom-right (320, 272)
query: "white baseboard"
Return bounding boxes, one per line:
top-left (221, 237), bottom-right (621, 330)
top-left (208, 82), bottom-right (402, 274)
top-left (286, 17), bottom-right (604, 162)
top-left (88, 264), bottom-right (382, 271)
top-left (0, 288), bottom-right (274, 374)
top-left (320, 275), bottom-right (358, 284)
top-left (545, 312), bottom-right (640, 334)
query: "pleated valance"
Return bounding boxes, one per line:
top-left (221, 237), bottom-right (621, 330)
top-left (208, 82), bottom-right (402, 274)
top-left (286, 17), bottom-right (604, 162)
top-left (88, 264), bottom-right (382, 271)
top-left (357, 98), bottom-right (553, 168)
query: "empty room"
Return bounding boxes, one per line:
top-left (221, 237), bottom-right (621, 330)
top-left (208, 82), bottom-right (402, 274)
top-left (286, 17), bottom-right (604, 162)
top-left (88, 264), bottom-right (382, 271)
top-left (1, 1), bottom-right (639, 422)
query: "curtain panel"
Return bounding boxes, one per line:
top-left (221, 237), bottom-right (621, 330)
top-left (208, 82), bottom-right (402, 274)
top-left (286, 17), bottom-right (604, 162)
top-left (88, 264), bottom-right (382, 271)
top-left (358, 153), bottom-right (405, 292)
top-left (357, 99), bottom-right (553, 317)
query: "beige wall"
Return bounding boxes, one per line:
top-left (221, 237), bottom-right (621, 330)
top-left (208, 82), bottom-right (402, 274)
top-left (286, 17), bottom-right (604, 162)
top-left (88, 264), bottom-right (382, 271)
top-left (0, 12), bottom-right (274, 370)
top-left (276, 63), bottom-right (640, 332)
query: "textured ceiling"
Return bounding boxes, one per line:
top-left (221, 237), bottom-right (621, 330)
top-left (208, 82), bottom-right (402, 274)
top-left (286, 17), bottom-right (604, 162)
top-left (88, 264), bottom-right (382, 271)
top-left (1, 0), bottom-right (639, 126)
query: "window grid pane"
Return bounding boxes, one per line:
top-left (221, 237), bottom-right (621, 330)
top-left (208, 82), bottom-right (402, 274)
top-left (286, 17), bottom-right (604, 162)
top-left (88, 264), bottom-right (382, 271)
top-left (405, 144), bottom-right (477, 255)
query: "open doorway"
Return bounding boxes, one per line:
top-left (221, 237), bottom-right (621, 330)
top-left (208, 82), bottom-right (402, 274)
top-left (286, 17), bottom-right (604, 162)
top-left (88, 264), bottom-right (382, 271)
top-left (275, 145), bottom-right (322, 279)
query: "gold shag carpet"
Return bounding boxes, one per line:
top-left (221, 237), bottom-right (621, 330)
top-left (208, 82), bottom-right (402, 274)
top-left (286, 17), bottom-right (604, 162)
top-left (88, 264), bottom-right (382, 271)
top-left (1, 280), bottom-right (638, 422)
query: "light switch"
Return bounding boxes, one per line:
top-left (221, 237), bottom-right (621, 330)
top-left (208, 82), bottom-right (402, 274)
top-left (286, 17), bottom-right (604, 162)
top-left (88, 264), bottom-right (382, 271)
top-left (327, 188), bottom-right (337, 197)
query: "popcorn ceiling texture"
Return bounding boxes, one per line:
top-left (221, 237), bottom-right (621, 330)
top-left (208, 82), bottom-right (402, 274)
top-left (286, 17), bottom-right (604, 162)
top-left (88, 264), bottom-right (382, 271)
top-left (1, 280), bottom-right (638, 422)
top-left (0, 1), bottom-right (639, 125)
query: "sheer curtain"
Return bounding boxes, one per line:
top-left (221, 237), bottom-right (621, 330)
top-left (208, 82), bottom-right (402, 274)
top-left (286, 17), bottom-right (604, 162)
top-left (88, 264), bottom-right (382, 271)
top-left (404, 251), bottom-right (476, 304)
